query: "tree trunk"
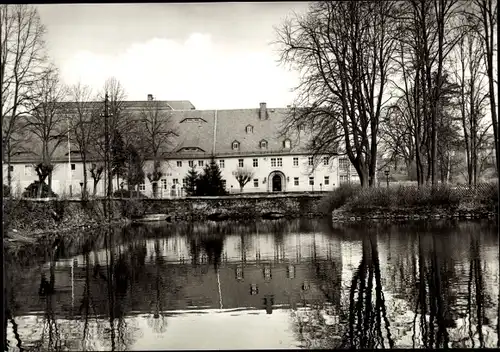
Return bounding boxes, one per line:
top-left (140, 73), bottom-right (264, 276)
top-left (82, 157), bottom-right (88, 200)
top-left (48, 172), bottom-right (53, 197)
top-left (93, 179), bottom-right (98, 197)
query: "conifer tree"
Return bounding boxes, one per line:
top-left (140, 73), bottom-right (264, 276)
top-left (196, 157), bottom-right (227, 196)
top-left (185, 166), bottom-right (199, 196)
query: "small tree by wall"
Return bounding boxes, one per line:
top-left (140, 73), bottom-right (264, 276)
top-left (233, 167), bottom-right (254, 193)
top-left (89, 162), bottom-right (104, 197)
top-left (196, 157), bottom-right (227, 196)
top-left (185, 166), bottom-right (199, 196)
top-left (126, 144), bottom-right (145, 197)
top-left (146, 160), bottom-right (163, 198)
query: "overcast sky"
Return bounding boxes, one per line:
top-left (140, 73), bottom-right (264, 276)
top-left (36, 2), bottom-right (311, 110)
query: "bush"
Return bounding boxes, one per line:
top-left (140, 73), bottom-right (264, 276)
top-left (3, 184), bottom-right (11, 198)
top-left (22, 181), bottom-right (57, 198)
top-left (121, 198), bottom-right (145, 219)
top-left (320, 184), bottom-right (361, 213)
top-left (113, 189), bottom-right (148, 199)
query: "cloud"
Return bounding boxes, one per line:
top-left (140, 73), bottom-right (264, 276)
top-left (60, 33), bottom-right (298, 109)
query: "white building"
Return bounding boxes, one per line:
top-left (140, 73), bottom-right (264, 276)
top-left (3, 98), bottom-right (358, 197)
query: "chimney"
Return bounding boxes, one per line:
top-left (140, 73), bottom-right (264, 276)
top-left (147, 94), bottom-right (154, 101)
top-left (259, 102), bottom-right (267, 120)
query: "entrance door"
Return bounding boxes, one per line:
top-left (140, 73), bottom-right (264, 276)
top-left (272, 174), bottom-right (282, 192)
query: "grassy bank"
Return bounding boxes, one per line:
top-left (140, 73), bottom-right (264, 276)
top-left (321, 183), bottom-right (498, 217)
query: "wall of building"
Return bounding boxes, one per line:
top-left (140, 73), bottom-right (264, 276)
top-left (4, 154), bottom-right (340, 197)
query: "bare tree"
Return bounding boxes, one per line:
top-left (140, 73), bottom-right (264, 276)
top-left (140, 98), bottom-right (177, 198)
top-left (468, 0), bottom-right (498, 178)
top-left (453, 24), bottom-right (491, 185)
top-left (89, 162), bottom-right (104, 197)
top-left (275, 1), bottom-right (398, 187)
top-left (1, 4), bottom-right (47, 190)
top-left (68, 83), bottom-right (100, 199)
top-left (96, 77), bottom-right (130, 197)
top-left (23, 67), bottom-right (67, 198)
top-left (233, 167), bottom-right (254, 193)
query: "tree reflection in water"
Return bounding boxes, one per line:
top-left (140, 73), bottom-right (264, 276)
top-left (342, 235), bottom-right (394, 349)
top-left (147, 237), bottom-right (167, 335)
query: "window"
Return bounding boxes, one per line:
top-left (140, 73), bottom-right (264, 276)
top-left (277, 158), bottom-right (282, 167)
top-left (293, 157), bottom-right (299, 167)
top-left (253, 158), bottom-right (258, 167)
top-left (309, 177), bottom-right (314, 185)
top-left (222, 180), bottom-right (227, 189)
top-left (246, 125), bottom-right (253, 133)
top-left (198, 160), bottom-right (204, 167)
top-left (236, 266), bottom-right (244, 280)
top-left (173, 178), bottom-right (179, 184)
top-left (294, 177), bottom-right (299, 186)
top-left (263, 265), bottom-right (272, 280)
top-left (182, 178), bottom-right (187, 188)
top-left (188, 160), bottom-right (194, 167)
top-left (161, 179), bottom-right (167, 190)
top-left (271, 158), bottom-right (276, 167)
top-left (253, 179), bottom-right (259, 187)
top-left (324, 176), bottom-right (330, 185)
top-left (220, 160), bottom-right (225, 168)
top-left (139, 183), bottom-right (145, 191)
top-left (340, 175), bottom-right (349, 184)
top-left (250, 283), bottom-right (259, 295)
top-left (308, 156), bottom-right (314, 166)
top-left (339, 158), bottom-right (349, 170)
top-left (24, 165), bottom-right (31, 176)
top-left (232, 141), bottom-right (240, 150)
top-left (71, 163), bottom-right (76, 171)
top-left (323, 157), bottom-right (329, 166)
top-left (177, 161), bottom-right (182, 167)
top-left (238, 159), bottom-right (244, 167)
top-left (283, 139), bottom-right (291, 148)
top-left (260, 140), bottom-right (268, 149)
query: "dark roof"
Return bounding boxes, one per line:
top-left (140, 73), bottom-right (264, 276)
top-left (7, 103), bottom-right (315, 163)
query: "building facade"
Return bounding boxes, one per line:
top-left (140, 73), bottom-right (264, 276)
top-left (3, 98), bottom-right (350, 197)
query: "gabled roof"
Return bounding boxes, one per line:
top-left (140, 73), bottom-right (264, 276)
top-left (6, 102), bottom-right (316, 163)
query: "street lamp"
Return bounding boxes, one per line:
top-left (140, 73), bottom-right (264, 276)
top-left (384, 168), bottom-right (390, 188)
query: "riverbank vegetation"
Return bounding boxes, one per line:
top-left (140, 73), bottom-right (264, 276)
top-left (322, 183), bottom-right (498, 214)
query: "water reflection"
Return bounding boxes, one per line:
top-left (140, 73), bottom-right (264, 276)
top-left (4, 219), bottom-right (499, 350)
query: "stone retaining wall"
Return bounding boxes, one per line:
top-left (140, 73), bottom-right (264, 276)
top-left (140, 194), bottom-right (327, 221)
top-left (331, 205), bottom-right (498, 223)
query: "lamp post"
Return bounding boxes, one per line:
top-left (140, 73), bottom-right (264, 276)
top-left (385, 168), bottom-right (390, 188)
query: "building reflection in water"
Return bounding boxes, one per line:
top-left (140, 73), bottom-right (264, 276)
top-left (6, 220), bottom-right (498, 350)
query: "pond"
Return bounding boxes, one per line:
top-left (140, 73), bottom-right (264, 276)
top-left (4, 219), bottom-right (499, 350)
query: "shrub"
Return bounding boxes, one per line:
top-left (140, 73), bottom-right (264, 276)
top-left (113, 189), bottom-right (148, 199)
top-left (320, 184), bottom-right (360, 213)
top-left (22, 181), bottom-right (57, 198)
top-left (3, 184), bottom-right (11, 198)
top-left (121, 198), bottom-right (145, 219)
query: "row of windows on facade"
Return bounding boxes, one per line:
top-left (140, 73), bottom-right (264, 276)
top-left (144, 174), bottom-right (331, 190)
top-left (177, 156), bottom-right (332, 169)
top-left (18, 157), bottom-right (349, 175)
top-left (232, 136), bottom-right (291, 151)
top-left (135, 174), bottom-right (332, 192)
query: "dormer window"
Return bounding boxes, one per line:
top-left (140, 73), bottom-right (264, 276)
top-left (283, 139), bottom-right (291, 149)
top-left (232, 140), bottom-right (240, 150)
top-left (246, 125), bottom-right (254, 133)
top-left (260, 140), bottom-right (268, 149)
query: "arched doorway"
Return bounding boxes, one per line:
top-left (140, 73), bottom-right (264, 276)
top-left (268, 171), bottom-right (286, 192)
top-left (272, 174), bottom-right (282, 192)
